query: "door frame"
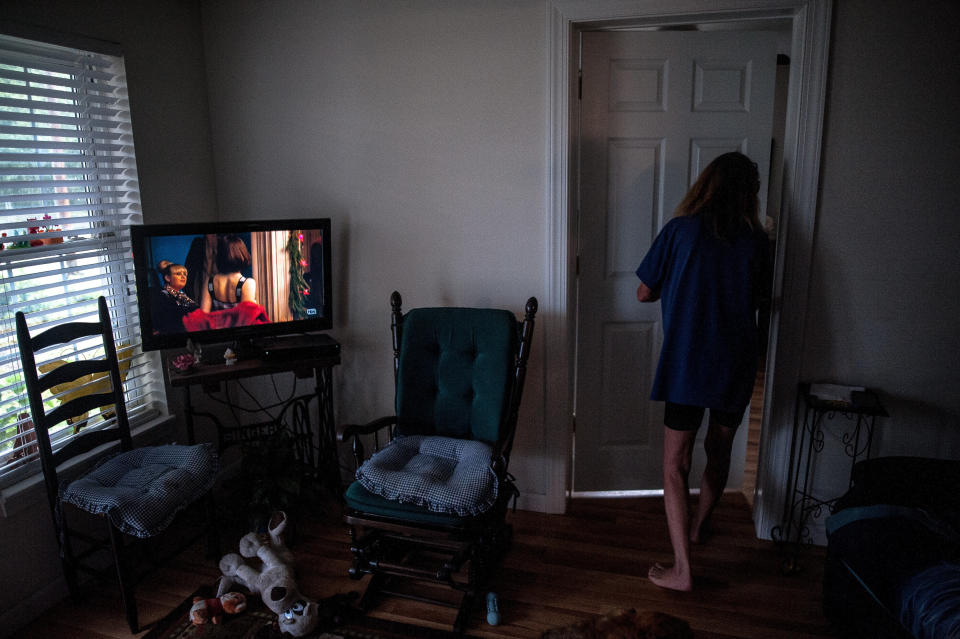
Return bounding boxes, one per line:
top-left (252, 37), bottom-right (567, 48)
top-left (543, 0), bottom-right (832, 540)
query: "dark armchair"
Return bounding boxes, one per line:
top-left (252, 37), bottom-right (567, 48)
top-left (338, 291), bottom-right (537, 632)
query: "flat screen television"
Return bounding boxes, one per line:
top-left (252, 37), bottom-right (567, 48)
top-left (131, 218), bottom-right (332, 351)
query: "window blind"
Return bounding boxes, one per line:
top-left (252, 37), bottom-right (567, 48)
top-left (0, 34), bottom-right (164, 485)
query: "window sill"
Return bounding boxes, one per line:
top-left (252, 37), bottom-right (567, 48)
top-left (0, 413), bottom-right (177, 519)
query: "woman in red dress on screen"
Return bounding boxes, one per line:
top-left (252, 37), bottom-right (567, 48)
top-left (184, 234), bottom-right (269, 330)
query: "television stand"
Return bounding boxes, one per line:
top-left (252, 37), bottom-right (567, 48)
top-left (168, 336), bottom-right (342, 500)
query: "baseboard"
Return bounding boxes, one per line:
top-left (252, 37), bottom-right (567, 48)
top-left (568, 487), bottom-right (749, 499)
top-left (517, 492), bottom-right (551, 513)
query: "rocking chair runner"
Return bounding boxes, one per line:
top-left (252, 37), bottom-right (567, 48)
top-left (15, 296), bottom-right (219, 633)
top-left (338, 291), bottom-right (537, 633)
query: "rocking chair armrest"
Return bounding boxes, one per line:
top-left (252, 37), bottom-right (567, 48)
top-left (490, 436), bottom-right (513, 476)
top-left (339, 416), bottom-right (398, 470)
top-left (489, 453), bottom-right (508, 479)
top-left (337, 416), bottom-right (397, 443)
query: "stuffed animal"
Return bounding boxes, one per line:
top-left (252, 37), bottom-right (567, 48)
top-left (218, 511), bottom-right (320, 637)
top-left (189, 591), bottom-right (247, 625)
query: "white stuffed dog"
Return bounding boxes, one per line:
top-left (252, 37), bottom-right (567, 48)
top-left (218, 511), bottom-right (319, 637)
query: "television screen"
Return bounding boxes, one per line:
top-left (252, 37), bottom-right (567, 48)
top-left (131, 218), bottom-right (332, 351)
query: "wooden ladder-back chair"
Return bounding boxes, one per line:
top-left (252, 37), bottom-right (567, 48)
top-left (15, 296), bottom-right (220, 633)
top-left (338, 291), bottom-right (537, 633)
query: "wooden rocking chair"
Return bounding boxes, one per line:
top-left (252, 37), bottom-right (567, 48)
top-left (338, 291), bottom-right (537, 632)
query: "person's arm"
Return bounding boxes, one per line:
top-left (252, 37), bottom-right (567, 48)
top-left (635, 220), bottom-right (672, 304)
top-left (241, 277), bottom-right (257, 304)
top-left (637, 281), bottom-right (660, 303)
top-left (200, 276), bottom-right (212, 312)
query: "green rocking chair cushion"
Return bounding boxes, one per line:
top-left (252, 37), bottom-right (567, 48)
top-left (344, 481), bottom-right (464, 526)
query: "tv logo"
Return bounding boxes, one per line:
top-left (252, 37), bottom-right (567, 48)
top-left (305, 308), bottom-right (317, 316)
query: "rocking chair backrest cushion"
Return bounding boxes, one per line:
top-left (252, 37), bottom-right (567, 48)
top-left (395, 307), bottom-right (517, 444)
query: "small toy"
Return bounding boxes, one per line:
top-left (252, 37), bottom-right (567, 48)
top-left (486, 591), bottom-right (501, 626)
top-left (189, 591), bottom-right (247, 625)
top-left (218, 511), bottom-right (319, 637)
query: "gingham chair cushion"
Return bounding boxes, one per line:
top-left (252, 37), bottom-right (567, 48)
top-left (356, 435), bottom-right (497, 516)
top-left (60, 443), bottom-right (218, 538)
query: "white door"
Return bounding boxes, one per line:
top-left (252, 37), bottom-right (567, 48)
top-left (574, 30), bottom-right (779, 492)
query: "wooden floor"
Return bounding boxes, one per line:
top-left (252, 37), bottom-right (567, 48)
top-left (9, 493), bottom-right (837, 639)
top-left (741, 365), bottom-right (767, 507)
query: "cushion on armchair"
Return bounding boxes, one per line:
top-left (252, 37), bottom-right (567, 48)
top-left (61, 443), bottom-right (219, 539)
top-left (356, 435), bottom-right (498, 516)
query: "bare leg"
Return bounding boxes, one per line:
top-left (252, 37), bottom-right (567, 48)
top-left (648, 427), bottom-right (697, 592)
top-left (690, 419), bottom-right (737, 544)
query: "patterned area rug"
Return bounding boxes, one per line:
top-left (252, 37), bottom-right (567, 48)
top-left (145, 587), bottom-right (464, 639)
top-left (142, 587), bottom-right (340, 639)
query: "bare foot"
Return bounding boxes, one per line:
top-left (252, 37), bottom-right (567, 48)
top-left (648, 562), bottom-right (693, 592)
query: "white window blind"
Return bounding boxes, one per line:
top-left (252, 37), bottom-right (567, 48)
top-left (0, 34), bottom-right (164, 485)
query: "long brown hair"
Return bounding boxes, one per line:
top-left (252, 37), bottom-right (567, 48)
top-left (215, 234), bottom-right (252, 273)
top-left (674, 152), bottom-right (761, 240)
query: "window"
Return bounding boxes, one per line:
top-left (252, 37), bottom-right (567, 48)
top-left (0, 34), bottom-right (163, 486)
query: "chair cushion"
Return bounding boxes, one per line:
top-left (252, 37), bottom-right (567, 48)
top-left (396, 307), bottom-right (517, 443)
top-left (344, 482), bottom-right (466, 526)
top-left (355, 435), bottom-right (497, 516)
top-left (61, 443), bottom-right (218, 539)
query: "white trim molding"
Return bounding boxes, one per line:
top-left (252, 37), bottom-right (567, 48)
top-left (543, 0), bottom-right (833, 537)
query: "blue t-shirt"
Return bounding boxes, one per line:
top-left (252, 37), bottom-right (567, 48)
top-left (635, 215), bottom-right (769, 412)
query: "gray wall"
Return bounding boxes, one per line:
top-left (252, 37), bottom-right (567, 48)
top-left (2, 0), bottom-right (959, 632)
top-left (198, 0), bottom-right (551, 502)
top-left (798, 0), bottom-right (960, 508)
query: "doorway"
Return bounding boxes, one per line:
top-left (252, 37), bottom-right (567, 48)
top-left (542, 0), bottom-right (831, 539)
top-left (571, 26), bottom-right (790, 496)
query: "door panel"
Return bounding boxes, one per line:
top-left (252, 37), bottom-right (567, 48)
top-left (607, 139), bottom-right (662, 275)
top-left (574, 30), bottom-right (778, 492)
top-left (599, 322), bottom-right (657, 447)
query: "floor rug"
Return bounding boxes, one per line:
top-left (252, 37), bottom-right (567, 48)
top-left (144, 587), bottom-right (466, 639)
